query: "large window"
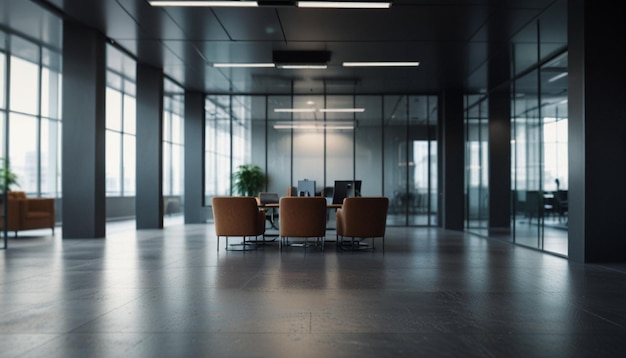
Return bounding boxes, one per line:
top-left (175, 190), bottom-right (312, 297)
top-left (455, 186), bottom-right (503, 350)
top-left (163, 79), bottom-right (184, 200)
top-left (105, 45), bottom-right (136, 197)
top-left (2, 32), bottom-right (62, 198)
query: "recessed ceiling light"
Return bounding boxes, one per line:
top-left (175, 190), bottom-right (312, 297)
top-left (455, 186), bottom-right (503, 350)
top-left (297, 1), bottom-right (391, 9)
top-left (213, 63), bottom-right (275, 68)
top-left (342, 61), bottom-right (420, 67)
top-left (149, 1), bottom-right (259, 7)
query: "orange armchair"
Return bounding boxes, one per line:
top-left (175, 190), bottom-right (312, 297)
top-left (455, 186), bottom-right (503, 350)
top-left (336, 197), bottom-right (389, 252)
top-left (1, 191), bottom-right (56, 236)
top-left (212, 196), bottom-right (266, 251)
top-left (279, 196), bottom-right (328, 251)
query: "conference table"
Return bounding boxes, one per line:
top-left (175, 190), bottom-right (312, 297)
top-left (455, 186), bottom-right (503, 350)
top-left (257, 200), bottom-right (342, 231)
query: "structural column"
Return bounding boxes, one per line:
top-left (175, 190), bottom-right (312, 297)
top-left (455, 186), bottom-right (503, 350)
top-left (135, 64), bottom-right (164, 229)
top-left (61, 21), bottom-right (106, 238)
top-left (568, 0), bottom-right (626, 262)
top-left (488, 47), bottom-right (512, 235)
top-left (184, 91), bottom-right (209, 223)
top-left (440, 88), bottom-right (465, 230)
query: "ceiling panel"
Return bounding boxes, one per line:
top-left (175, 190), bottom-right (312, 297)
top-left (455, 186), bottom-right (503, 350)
top-left (277, 5), bottom-right (490, 42)
top-left (157, 7), bottom-right (231, 41)
top-left (8, 0), bottom-right (564, 95)
top-left (212, 8), bottom-right (286, 41)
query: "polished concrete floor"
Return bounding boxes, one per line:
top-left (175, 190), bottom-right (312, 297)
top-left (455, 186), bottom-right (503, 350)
top-left (1, 220), bottom-right (626, 357)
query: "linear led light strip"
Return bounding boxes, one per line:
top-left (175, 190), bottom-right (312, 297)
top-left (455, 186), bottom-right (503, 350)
top-left (277, 64), bottom-right (328, 69)
top-left (149, 1), bottom-right (259, 7)
top-left (343, 61), bottom-right (420, 67)
top-left (214, 62), bottom-right (418, 68)
top-left (297, 1), bottom-right (391, 8)
top-left (149, 1), bottom-right (392, 8)
top-left (212, 63), bottom-right (327, 69)
top-left (273, 121), bottom-right (355, 130)
top-left (274, 108), bottom-right (365, 113)
top-left (213, 63), bottom-right (275, 68)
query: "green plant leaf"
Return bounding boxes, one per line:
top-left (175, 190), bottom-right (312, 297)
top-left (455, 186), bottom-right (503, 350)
top-left (232, 164), bottom-right (264, 196)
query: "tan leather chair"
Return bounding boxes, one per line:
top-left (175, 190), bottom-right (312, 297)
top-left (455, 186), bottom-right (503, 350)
top-left (336, 197), bottom-right (389, 252)
top-left (212, 196), bottom-right (266, 251)
top-left (279, 196), bottom-right (327, 251)
top-left (1, 191), bottom-right (55, 236)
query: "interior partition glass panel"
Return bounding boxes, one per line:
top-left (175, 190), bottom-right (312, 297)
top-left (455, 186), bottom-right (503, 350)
top-left (205, 95), bottom-right (232, 199)
top-left (465, 98), bottom-right (489, 236)
top-left (249, 96), bottom-right (267, 189)
top-left (291, 95), bottom-right (324, 192)
top-left (266, 96), bottom-right (293, 195)
top-left (408, 95), bottom-right (438, 226)
top-left (512, 69), bottom-right (542, 250)
top-left (511, 52), bottom-right (568, 256)
top-left (325, 95), bottom-right (355, 196)
top-left (231, 96), bottom-right (252, 176)
top-left (384, 95), bottom-right (408, 226)
top-left (540, 52), bottom-right (568, 256)
top-left (355, 96), bottom-right (383, 197)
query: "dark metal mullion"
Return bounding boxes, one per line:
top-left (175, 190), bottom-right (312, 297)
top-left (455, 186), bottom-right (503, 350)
top-left (3, 37), bottom-right (11, 249)
top-left (119, 92), bottom-right (125, 197)
top-left (37, 45), bottom-right (43, 197)
top-left (289, 84), bottom-right (294, 188)
top-left (511, 45), bottom-right (517, 245)
top-left (264, 95), bottom-right (269, 191)
top-left (229, 95), bottom-right (233, 196)
top-left (537, 20), bottom-right (544, 250)
top-left (464, 107), bottom-right (469, 230)
top-left (352, 94), bottom-right (356, 185)
top-left (405, 96), bottom-right (410, 226)
top-left (323, 90), bottom-right (327, 189)
top-left (427, 97), bottom-right (432, 226)
top-left (381, 97), bottom-right (385, 202)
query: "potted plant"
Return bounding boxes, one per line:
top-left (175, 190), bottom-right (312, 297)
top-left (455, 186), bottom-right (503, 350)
top-left (232, 164), bottom-right (264, 197)
top-left (0, 158), bottom-right (18, 193)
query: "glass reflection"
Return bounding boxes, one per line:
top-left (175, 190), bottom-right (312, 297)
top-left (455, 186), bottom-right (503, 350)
top-left (511, 52), bottom-right (568, 256)
top-left (204, 94), bottom-right (439, 227)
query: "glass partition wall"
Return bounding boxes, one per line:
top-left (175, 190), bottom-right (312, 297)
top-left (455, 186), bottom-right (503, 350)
top-left (464, 97), bottom-right (489, 237)
top-left (205, 94), bottom-right (439, 227)
top-left (511, 52), bottom-right (568, 256)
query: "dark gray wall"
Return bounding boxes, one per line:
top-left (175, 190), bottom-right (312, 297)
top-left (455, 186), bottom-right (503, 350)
top-left (135, 64), bottom-right (164, 229)
top-left (61, 20), bottom-right (106, 238)
top-left (568, 0), bottom-right (626, 262)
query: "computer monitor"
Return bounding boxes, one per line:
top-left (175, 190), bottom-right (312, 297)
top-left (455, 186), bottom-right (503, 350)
top-left (297, 179), bottom-right (316, 197)
top-left (332, 180), bottom-right (362, 204)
